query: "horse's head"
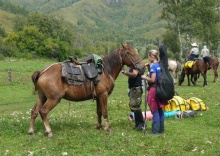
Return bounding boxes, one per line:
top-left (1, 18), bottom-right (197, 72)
top-left (120, 43), bottom-right (145, 74)
top-left (178, 69), bottom-right (185, 86)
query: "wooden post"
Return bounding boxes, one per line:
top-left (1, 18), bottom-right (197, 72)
top-left (8, 68), bottom-right (11, 83)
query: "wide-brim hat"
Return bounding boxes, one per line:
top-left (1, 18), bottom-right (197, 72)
top-left (191, 43), bottom-right (198, 47)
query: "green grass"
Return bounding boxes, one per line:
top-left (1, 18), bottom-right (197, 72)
top-left (0, 59), bottom-right (220, 156)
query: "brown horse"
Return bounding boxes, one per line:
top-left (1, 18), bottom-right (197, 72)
top-left (203, 56), bottom-right (219, 82)
top-left (178, 57), bottom-right (210, 86)
top-left (191, 56), bottom-right (219, 83)
top-left (28, 43), bottom-right (145, 137)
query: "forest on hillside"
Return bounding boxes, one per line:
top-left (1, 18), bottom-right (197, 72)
top-left (0, 0), bottom-right (219, 61)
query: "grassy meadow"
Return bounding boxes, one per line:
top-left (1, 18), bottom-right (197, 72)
top-left (0, 59), bottom-right (220, 156)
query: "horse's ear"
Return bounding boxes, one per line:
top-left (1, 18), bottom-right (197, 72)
top-left (121, 43), bottom-right (127, 49)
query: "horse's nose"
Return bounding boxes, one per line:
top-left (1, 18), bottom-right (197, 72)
top-left (137, 65), bottom-right (146, 75)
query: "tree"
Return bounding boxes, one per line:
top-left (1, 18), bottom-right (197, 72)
top-left (159, 0), bottom-right (220, 57)
top-left (159, 0), bottom-right (184, 60)
top-left (162, 29), bottom-right (180, 59)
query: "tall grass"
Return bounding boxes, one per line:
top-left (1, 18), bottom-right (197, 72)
top-left (0, 59), bottom-right (220, 156)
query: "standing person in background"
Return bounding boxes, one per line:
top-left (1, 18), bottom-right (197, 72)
top-left (188, 43), bottom-right (199, 61)
top-left (121, 68), bottom-right (145, 131)
top-left (201, 45), bottom-right (210, 58)
top-left (141, 49), bottom-right (166, 135)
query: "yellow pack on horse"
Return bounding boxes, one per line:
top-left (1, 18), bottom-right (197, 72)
top-left (184, 61), bottom-right (195, 68)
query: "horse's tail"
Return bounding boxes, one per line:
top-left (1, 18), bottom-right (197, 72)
top-left (32, 71), bottom-right (41, 93)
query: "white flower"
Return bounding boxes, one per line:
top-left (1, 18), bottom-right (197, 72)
top-left (192, 147), bottom-right (198, 152)
top-left (28, 151), bottom-right (34, 156)
top-left (5, 150), bottom-right (9, 154)
top-left (62, 152), bottom-right (68, 156)
top-left (201, 150), bottom-right (204, 154)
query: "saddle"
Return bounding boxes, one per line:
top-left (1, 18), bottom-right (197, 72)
top-left (60, 54), bottom-right (103, 96)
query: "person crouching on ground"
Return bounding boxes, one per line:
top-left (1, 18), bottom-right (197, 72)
top-left (141, 50), bottom-right (166, 135)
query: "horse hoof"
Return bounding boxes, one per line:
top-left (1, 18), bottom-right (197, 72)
top-left (28, 129), bottom-right (34, 135)
top-left (96, 125), bottom-right (103, 130)
top-left (48, 133), bottom-right (53, 137)
top-left (104, 127), bottom-right (114, 133)
top-left (45, 131), bottom-right (53, 137)
top-left (108, 129), bottom-right (114, 133)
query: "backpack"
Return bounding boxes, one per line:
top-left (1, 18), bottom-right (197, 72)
top-left (156, 45), bottom-right (175, 102)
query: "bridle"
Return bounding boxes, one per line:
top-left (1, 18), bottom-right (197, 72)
top-left (119, 49), bottom-right (142, 69)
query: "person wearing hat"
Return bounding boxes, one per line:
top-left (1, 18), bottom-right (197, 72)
top-left (188, 42), bottom-right (199, 61)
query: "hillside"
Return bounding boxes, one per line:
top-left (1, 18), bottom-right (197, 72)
top-left (0, 10), bottom-right (16, 32)
top-left (4, 0), bottom-right (166, 42)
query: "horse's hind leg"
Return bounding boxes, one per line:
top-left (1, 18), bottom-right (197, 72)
top-left (39, 98), bottom-right (61, 137)
top-left (213, 69), bottom-right (218, 82)
top-left (28, 98), bottom-right (44, 135)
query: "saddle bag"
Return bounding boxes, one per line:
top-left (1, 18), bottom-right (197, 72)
top-left (82, 62), bottom-right (98, 79)
top-left (184, 61), bottom-right (194, 68)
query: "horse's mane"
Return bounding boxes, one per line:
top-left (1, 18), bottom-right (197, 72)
top-left (102, 49), bottom-right (121, 77)
top-left (203, 56), bottom-right (213, 65)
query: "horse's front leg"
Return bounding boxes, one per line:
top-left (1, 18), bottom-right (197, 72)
top-left (191, 74), bottom-right (196, 85)
top-left (187, 74), bottom-right (191, 86)
top-left (173, 71), bottom-right (177, 84)
top-left (96, 98), bottom-right (103, 130)
top-left (98, 93), bottom-right (113, 133)
top-left (201, 73), bottom-right (207, 86)
top-left (39, 98), bottom-right (60, 137)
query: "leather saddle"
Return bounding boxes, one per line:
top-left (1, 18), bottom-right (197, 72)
top-left (61, 55), bottom-right (102, 85)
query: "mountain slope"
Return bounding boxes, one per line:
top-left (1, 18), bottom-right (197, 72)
top-left (6, 0), bottom-right (166, 34)
top-left (0, 10), bottom-right (16, 32)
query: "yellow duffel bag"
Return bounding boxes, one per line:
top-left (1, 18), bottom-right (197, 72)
top-left (186, 97), bottom-right (208, 111)
top-left (163, 101), bottom-right (172, 112)
top-left (169, 96), bottom-right (190, 112)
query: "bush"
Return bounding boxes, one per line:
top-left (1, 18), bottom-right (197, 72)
top-left (0, 53), bottom-right (4, 60)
